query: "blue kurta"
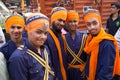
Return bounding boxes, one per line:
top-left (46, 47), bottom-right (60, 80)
top-left (65, 30), bottom-right (87, 80)
top-left (0, 38), bottom-right (26, 61)
top-left (84, 40), bottom-right (116, 80)
top-left (8, 40), bottom-right (55, 80)
top-left (45, 29), bottom-right (67, 80)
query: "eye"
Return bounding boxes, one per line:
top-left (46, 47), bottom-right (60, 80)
top-left (36, 30), bottom-right (42, 34)
top-left (92, 21), bottom-right (98, 25)
top-left (73, 20), bottom-right (77, 23)
top-left (17, 26), bottom-right (22, 29)
top-left (86, 23), bottom-right (91, 26)
top-left (11, 26), bottom-right (15, 29)
top-left (44, 32), bottom-right (48, 35)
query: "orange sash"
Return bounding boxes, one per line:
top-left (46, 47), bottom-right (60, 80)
top-left (84, 28), bottom-right (120, 80)
top-left (48, 29), bottom-right (66, 80)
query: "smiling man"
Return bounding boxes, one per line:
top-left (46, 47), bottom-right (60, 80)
top-left (83, 9), bottom-right (120, 80)
top-left (8, 13), bottom-right (56, 80)
top-left (0, 14), bottom-right (25, 80)
top-left (0, 14), bottom-right (25, 61)
top-left (45, 7), bottom-right (68, 80)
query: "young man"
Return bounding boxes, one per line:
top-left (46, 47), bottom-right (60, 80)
top-left (0, 14), bottom-right (25, 61)
top-left (62, 10), bottom-right (87, 80)
top-left (106, 2), bottom-right (120, 36)
top-left (83, 9), bottom-right (120, 80)
top-left (45, 7), bottom-right (67, 80)
top-left (8, 13), bottom-right (56, 80)
top-left (0, 14), bottom-right (25, 80)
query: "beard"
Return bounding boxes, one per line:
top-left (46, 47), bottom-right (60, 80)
top-left (52, 22), bottom-right (62, 33)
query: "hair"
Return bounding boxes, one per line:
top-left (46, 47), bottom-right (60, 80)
top-left (111, 2), bottom-right (120, 15)
top-left (111, 2), bottom-right (120, 9)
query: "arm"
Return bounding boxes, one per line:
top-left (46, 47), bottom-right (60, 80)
top-left (0, 52), bottom-right (9, 80)
top-left (0, 26), bottom-right (6, 47)
top-left (8, 55), bottom-right (27, 80)
top-left (97, 41), bottom-right (116, 80)
top-left (105, 19), bottom-right (109, 33)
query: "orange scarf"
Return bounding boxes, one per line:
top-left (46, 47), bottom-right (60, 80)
top-left (48, 29), bottom-right (66, 80)
top-left (84, 28), bottom-right (120, 80)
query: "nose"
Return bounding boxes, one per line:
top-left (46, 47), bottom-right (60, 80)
top-left (40, 33), bottom-right (47, 39)
top-left (90, 24), bottom-right (95, 28)
top-left (60, 21), bottom-right (65, 26)
top-left (14, 27), bottom-right (19, 32)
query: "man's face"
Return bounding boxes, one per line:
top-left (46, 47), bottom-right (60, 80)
top-left (52, 18), bottom-right (66, 31)
top-left (111, 5), bottom-right (119, 14)
top-left (67, 19), bottom-right (78, 32)
top-left (8, 24), bottom-right (23, 40)
top-left (86, 18), bottom-right (101, 36)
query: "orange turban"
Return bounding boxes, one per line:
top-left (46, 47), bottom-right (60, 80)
top-left (67, 10), bottom-right (79, 23)
top-left (51, 7), bottom-right (67, 23)
top-left (5, 15), bottom-right (25, 33)
top-left (83, 9), bottom-right (101, 23)
top-left (26, 13), bottom-right (49, 34)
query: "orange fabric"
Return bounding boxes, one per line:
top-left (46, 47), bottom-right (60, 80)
top-left (67, 11), bottom-right (79, 23)
top-left (48, 29), bottom-right (66, 80)
top-left (51, 7), bottom-right (67, 23)
top-left (5, 15), bottom-right (25, 33)
top-left (68, 63), bottom-right (86, 72)
top-left (84, 28), bottom-right (120, 80)
top-left (26, 19), bottom-right (49, 34)
top-left (84, 12), bottom-right (101, 23)
top-left (21, 0), bottom-right (24, 10)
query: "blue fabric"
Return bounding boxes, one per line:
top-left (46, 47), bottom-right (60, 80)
top-left (44, 29), bottom-right (67, 80)
top-left (8, 39), bottom-right (55, 80)
top-left (0, 38), bottom-right (26, 61)
top-left (84, 40), bottom-right (116, 80)
top-left (65, 30), bottom-right (87, 80)
top-left (22, 30), bottom-right (28, 38)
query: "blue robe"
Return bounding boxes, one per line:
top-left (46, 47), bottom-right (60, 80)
top-left (65, 30), bottom-right (87, 80)
top-left (84, 40), bottom-right (116, 80)
top-left (8, 39), bottom-right (56, 80)
top-left (45, 29), bottom-right (67, 80)
top-left (0, 38), bottom-right (26, 61)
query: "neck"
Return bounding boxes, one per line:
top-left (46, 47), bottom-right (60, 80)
top-left (70, 30), bottom-right (76, 40)
top-left (11, 38), bottom-right (21, 47)
top-left (37, 48), bottom-right (41, 55)
top-left (112, 13), bottom-right (119, 20)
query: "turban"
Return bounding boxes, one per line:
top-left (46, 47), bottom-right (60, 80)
top-left (26, 13), bottom-right (49, 34)
top-left (83, 9), bottom-right (101, 23)
top-left (51, 7), bottom-right (67, 23)
top-left (5, 15), bottom-right (25, 33)
top-left (67, 10), bottom-right (79, 23)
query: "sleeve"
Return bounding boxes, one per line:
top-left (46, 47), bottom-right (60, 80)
top-left (8, 55), bottom-right (27, 80)
top-left (0, 26), bottom-right (6, 47)
top-left (97, 41), bottom-right (116, 80)
top-left (0, 52), bottom-right (10, 80)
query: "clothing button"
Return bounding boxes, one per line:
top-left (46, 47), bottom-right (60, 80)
top-left (36, 70), bottom-right (39, 72)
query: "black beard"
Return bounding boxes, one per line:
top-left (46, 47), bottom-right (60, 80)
top-left (52, 23), bottom-right (62, 33)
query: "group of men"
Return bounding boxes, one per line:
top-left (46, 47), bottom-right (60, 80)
top-left (0, 2), bottom-right (120, 80)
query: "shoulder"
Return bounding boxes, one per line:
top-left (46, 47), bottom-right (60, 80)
top-left (0, 42), bottom-right (9, 51)
top-left (9, 45), bottom-right (27, 60)
top-left (100, 40), bottom-right (114, 48)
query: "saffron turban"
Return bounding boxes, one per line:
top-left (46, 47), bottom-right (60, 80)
top-left (51, 7), bottom-right (67, 23)
top-left (5, 15), bottom-right (25, 33)
top-left (26, 13), bottom-right (49, 34)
